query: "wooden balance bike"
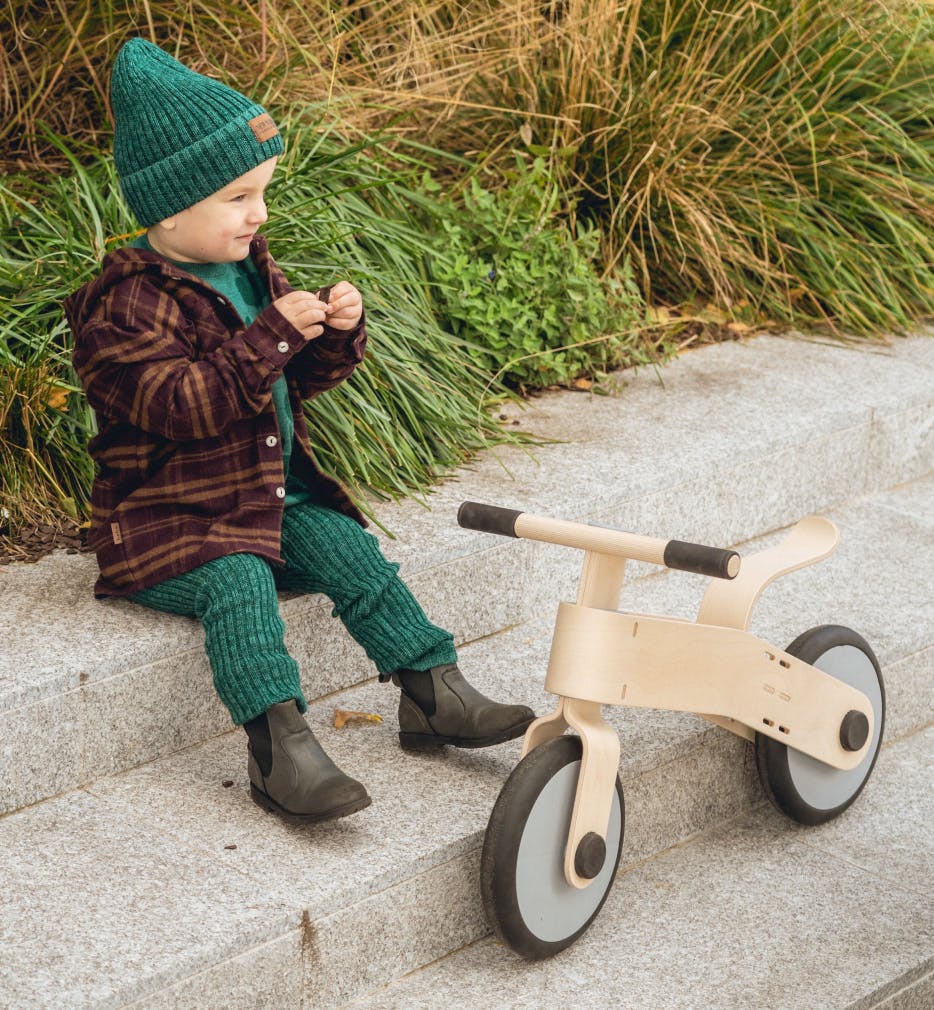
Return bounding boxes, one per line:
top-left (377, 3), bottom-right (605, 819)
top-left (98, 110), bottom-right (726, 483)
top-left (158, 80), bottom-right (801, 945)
top-left (457, 502), bottom-right (885, 960)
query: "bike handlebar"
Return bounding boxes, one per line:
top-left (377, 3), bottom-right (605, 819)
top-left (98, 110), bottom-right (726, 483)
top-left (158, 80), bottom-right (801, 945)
top-left (457, 501), bottom-right (740, 580)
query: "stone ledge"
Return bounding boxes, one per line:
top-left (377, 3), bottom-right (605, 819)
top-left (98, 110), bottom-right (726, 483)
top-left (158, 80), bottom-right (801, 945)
top-left (345, 728), bottom-right (934, 1010)
top-left (1, 582), bottom-right (931, 1010)
top-left (1, 333), bottom-right (930, 813)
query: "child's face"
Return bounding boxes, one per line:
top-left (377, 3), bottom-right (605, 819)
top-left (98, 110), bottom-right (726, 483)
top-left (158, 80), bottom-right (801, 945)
top-left (148, 157), bottom-right (278, 263)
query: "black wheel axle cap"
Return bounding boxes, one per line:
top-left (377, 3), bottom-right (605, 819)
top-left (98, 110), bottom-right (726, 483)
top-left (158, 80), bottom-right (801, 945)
top-left (574, 832), bottom-right (607, 879)
top-left (840, 710), bottom-right (870, 752)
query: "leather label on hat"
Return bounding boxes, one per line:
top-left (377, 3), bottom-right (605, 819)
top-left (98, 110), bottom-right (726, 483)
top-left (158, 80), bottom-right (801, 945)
top-left (248, 113), bottom-right (278, 143)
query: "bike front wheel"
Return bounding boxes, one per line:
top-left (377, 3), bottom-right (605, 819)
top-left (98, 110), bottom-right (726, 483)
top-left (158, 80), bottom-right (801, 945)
top-left (480, 734), bottom-right (625, 959)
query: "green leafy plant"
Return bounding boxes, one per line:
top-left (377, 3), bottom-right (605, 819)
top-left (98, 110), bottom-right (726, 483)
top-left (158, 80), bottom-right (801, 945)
top-left (421, 157), bottom-right (643, 388)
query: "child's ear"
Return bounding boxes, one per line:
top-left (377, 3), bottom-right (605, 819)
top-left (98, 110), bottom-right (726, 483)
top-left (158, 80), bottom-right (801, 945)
top-left (155, 215), bottom-right (179, 232)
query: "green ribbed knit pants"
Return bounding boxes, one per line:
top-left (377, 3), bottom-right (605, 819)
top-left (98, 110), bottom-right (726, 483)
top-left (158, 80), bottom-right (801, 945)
top-left (130, 503), bottom-right (456, 725)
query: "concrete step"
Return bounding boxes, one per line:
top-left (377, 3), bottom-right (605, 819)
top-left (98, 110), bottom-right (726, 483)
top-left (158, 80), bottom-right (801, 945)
top-left (349, 725), bottom-right (934, 1010)
top-left (1, 476), bottom-right (931, 1009)
top-left (2, 331), bottom-right (932, 815)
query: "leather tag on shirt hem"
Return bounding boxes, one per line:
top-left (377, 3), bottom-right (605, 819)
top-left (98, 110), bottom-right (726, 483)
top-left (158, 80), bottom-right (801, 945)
top-left (111, 522), bottom-right (123, 545)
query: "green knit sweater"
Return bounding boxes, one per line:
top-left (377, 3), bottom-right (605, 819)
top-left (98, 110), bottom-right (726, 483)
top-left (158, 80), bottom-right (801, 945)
top-left (131, 234), bottom-right (312, 506)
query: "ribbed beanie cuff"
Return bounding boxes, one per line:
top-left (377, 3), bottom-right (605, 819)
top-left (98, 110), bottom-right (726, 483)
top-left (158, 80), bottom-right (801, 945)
top-left (110, 38), bottom-right (284, 226)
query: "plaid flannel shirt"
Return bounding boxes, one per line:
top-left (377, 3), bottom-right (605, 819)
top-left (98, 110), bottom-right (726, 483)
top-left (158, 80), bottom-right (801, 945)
top-left (66, 235), bottom-right (366, 598)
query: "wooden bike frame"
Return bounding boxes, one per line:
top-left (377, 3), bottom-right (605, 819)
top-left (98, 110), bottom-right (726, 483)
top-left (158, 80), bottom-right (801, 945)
top-left (508, 514), bottom-right (875, 890)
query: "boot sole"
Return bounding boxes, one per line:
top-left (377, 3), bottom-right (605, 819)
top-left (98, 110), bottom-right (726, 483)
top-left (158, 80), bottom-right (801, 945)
top-left (399, 716), bottom-right (535, 752)
top-left (249, 783), bottom-right (372, 823)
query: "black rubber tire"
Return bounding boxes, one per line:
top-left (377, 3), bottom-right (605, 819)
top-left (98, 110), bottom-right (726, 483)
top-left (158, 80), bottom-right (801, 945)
top-left (755, 624), bottom-right (885, 826)
top-left (480, 735), bottom-right (624, 960)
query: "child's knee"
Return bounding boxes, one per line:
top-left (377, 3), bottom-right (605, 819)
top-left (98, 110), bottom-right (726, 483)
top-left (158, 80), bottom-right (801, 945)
top-left (284, 505), bottom-right (386, 570)
top-left (195, 553), bottom-right (278, 614)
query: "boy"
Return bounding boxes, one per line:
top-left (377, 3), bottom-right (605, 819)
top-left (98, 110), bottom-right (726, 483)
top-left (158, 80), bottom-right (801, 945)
top-left (65, 38), bottom-right (534, 824)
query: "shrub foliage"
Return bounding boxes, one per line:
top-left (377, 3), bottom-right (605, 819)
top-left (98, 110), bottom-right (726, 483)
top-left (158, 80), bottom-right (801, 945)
top-left (421, 159), bottom-right (642, 388)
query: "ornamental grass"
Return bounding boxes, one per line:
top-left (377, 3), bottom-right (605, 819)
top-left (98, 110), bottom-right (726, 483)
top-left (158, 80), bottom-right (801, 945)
top-left (2, 0), bottom-right (932, 538)
top-left (4, 1), bottom-right (931, 331)
top-left (453, 0), bottom-right (934, 334)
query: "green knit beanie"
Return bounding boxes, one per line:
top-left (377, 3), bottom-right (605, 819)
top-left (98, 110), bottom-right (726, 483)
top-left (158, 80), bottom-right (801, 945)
top-left (110, 38), bottom-right (284, 227)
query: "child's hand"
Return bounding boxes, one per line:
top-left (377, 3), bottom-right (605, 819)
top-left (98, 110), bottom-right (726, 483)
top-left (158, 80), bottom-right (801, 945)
top-left (273, 290), bottom-right (329, 342)
top-left (322, 281), bottom-right (363, 331)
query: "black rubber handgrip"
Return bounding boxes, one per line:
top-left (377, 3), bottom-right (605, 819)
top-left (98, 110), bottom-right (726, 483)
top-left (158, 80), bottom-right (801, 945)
top-left (663, 540), bottom-right (740, 580)
top-left (457, 501), bottom-right (522, 538)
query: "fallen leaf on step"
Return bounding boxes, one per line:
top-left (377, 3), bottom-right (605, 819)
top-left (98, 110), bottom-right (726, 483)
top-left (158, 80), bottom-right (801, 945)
top-left (333, 708), bottom-right (383, 729)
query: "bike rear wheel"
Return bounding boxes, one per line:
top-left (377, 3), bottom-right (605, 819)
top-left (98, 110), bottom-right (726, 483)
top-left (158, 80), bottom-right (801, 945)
top-left (755, 624), bottom-right (885, 826)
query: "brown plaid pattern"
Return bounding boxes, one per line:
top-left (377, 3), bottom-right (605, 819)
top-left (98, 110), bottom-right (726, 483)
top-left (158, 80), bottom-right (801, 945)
top-left (66, 236), bottom-right (366, 597)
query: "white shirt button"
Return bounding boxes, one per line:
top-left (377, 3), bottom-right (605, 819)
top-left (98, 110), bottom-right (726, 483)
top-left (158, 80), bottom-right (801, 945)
top-left (277, 341), bottom-right (290, 353)
top-left (265, 435), bottom-right (278, 447)
top-left (275, 486), bottom-right (286, 499)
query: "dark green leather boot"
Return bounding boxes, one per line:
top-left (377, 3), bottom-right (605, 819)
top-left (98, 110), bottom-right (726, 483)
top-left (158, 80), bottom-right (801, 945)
top-left (245, 700), bottom-right (371, 822)
top-left (391, 663), bottom-right (535, 751)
